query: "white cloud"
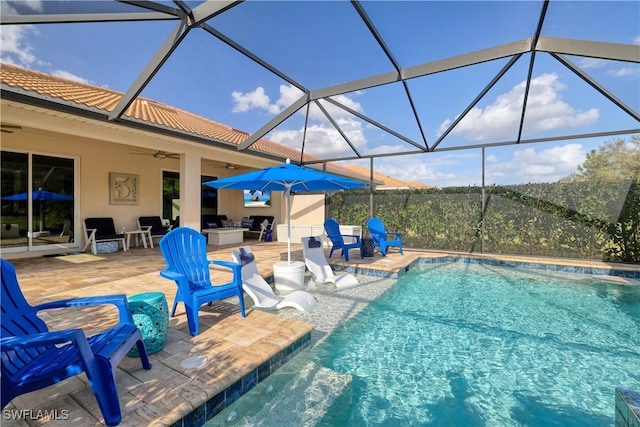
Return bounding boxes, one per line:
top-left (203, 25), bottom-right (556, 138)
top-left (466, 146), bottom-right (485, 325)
top-left (634, 35), bottom-right (640, 45)
top-left (2, 1), bottom-right (44, 13)
top-left (0, 25), bottom-right (37, 66)
top-left (231, 87), bottom-right (275, 113)
top-left (607, 66), bottom-right (640, 78)
top-left (371, 152), bottom-right (481, 188)
top-left (490, 143), bottom-right (587, 183)
top-left (579, 58), bottom-right (607, 69)
top-left (269, 116), bottom-right (367, 158)
top-left (51, 70), bottom-right (91, 84)
top-left (0, 2), bottom-right (46, 65)
top-left (438, 73), bottom-right (599, 141)
top-left (371, 144), bottom-right (587, 188)
top-left (231, 84), bottom-right (304, 115)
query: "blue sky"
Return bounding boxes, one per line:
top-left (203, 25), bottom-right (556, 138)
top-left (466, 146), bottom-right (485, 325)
top-left (1, 0), bottom-right (638, 188)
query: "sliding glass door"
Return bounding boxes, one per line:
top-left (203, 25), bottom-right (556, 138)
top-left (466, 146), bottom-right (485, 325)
top-left (1, 151), bottom-right (75, 251)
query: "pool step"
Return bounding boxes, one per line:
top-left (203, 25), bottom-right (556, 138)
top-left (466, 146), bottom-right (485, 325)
top-left (207, 359), bottom-right (352, 426)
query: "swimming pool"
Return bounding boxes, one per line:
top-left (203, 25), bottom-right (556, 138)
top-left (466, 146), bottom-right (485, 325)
top-left (208, 261), bottom-right (640, 426)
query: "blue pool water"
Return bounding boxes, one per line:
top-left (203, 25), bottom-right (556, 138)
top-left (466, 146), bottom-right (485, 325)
top-left (210, 262), bottom-right (640, 426)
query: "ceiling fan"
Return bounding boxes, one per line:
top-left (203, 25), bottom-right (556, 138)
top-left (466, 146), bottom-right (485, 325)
top-left (1, 124), bottom-right (22, 133)
top-left (129, 150), bottom-right (180, 159)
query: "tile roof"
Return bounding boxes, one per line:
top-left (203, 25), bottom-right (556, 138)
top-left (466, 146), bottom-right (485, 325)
top-left (343, 164), bottom-right (431, 189)
top-left (1, 63), bottom-right (428, 189)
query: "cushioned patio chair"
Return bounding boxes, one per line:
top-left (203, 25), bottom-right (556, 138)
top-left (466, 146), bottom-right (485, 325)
top-left (0, 259), bottom-right (151, 426)
top-left (366, 217), bottom-right (403, 256)
top-left (137, 216), bottom-right (172, 248)
top-left (231, 246), bottom-right (317, 313)
top-left (83, 217), bottom-right (126, 254)
top-left (324, 218), bottom-right (363, 262)
top-left (159, 227), bottom-right (246, 336)
top-left (301, 236), bottom-right (360, 289)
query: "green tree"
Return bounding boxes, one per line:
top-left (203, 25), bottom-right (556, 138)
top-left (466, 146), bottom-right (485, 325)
top-left (570, 135), bottom-right (640, 262)
top-left (574, 135), bottom-right (640, 182)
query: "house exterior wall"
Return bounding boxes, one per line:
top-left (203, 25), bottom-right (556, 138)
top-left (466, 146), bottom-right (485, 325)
top-left (0, 102), bottom-right (302, 255)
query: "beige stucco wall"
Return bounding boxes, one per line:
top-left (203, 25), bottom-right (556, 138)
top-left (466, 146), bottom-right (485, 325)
top-left (1, 101), bottom-right (330, 255)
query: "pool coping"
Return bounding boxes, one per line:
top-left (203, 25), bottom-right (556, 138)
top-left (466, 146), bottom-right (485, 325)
top-left (334, 253), bottom-right (640, 281)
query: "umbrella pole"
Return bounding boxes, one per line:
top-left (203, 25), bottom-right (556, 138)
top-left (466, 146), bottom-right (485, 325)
top-left (286, 186), bottom-right (291, 264)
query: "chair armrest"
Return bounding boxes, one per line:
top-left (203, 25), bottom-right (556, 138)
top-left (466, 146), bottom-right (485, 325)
top-left (160, 269), bottom-right (184, 282)
top-left (2, 329), bottom-right (96, 371)
top-left (1, 329), bottom-right (90, 353)
top-left (33, 294), bottom-right (134, 324)
top-left (209, 260), bottom-right (242, 286)
top-left (139, 225), bottom-right (152, 232)
top-left (210, 260), bottom-right (242, 273)
top-left (387, 232), bottom-right (402, 238)
top-left (166, 224), bottom-right (174, 231)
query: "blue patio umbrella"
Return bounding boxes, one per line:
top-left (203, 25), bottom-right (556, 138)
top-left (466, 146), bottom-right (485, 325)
top-left (1, 189), bottom-right (73, 201)
top-left (2, 189), bottom-right (73, 232)
top-left (205, 159), bottom-right (366, 263)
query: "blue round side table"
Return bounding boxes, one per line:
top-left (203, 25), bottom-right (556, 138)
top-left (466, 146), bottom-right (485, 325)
top-left (127, 292), bottom-right (169, 356)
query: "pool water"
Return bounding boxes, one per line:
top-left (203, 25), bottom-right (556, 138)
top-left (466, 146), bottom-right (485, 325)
top-left (209, 261), bottom-right (640, 426)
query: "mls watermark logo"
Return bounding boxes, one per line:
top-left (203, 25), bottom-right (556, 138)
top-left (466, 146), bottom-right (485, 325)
top-left (2, 409), bottom-right (70, 421)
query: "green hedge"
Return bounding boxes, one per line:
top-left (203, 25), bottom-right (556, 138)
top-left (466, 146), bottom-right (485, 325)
top-left (327, 179), bottom-right (640, 263)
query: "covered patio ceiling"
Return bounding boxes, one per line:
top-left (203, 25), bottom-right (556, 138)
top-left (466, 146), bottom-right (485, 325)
top-left (1, 1), bottom-right (639, 171)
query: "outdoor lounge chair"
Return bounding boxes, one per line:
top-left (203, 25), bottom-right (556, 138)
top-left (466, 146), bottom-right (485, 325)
top-left (137, 216), bottom-right (172, 248)
top-left (0, 259), bottom-right (151, 426)
top-left (159, 227), bottom-right (246, 336)
top-left (301, 236), bottom-right (360, 289)
top-left (231, 246), bottom-right (317, 313)
top-left (324, 218), bottom-right (363, 262)
top-left (83, 217), bottom-right (126, 255)
top-left (366, 217), bottom-right (403, 256)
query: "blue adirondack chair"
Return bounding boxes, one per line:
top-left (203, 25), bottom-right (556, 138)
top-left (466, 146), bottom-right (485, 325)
top-left (367, 217), bottom-right (404, 256)
top-left (159, 227), bottom-right (246, 336)
top-left (0, 259), bottom-right (151, 426)
top-left (324, 218), bottom-right (363, 262)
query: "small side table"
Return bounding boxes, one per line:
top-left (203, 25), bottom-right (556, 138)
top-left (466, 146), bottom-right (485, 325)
top-left (125, 230), bottom-right (149, 250)
top-left (362, 237), bottom-right (375, 257)
top-left (127, 292), bottom-right (169, 357)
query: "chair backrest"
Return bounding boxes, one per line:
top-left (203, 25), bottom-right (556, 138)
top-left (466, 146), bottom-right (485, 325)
top-left (138, 216), bottom-right (165, 234)
top-left (324, 218), bottom-right (344, 246)
top-left (159, 227), bottom-right (211, 289)
top-left (301, 236), bottom-right (334, 282)
top-left (231, 247), bottom-right (261, 279)
top-left (367, 217), bottom-right (386, 244)
top-left (84, 217), bottom-right (118, 238)
top-left (1, 260), bottom-right (51, 376)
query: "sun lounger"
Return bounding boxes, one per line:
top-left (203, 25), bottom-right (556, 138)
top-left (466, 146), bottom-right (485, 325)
top-left (301, 236), bottom-right (360, 289)
top-left (231, 247), bottom-right (317, 313)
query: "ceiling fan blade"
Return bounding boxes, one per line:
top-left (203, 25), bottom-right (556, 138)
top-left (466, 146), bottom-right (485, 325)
top-left (1, 124), bottom-right (22, 133)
